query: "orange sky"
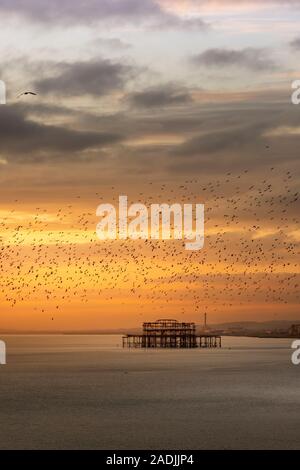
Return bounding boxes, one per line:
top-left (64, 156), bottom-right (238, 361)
top-left (1, 170), bottom-right (299, 331)
top-left (0, 0), bottom-right (299, 330)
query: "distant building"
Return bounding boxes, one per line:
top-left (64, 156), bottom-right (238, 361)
top-left (289, 324), bottom-right (300, 337)
top-left (123, 319), bottom-right (221, 349)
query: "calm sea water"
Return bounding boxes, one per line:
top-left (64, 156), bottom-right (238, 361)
top-left (0, 335), bottom-right (299, 449)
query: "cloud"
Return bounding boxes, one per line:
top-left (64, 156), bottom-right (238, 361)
top-left (172, 122), bottom-right (267, 157)
top-left (0, 0), bottom-right (208, 29)
top-left (92, 37), bottom-right (132, 51)
top-left (290, 36), bottom-right (300, 50)
top-left (1, 85), bottom-right (300, 176)
top-left (34, 59), bottom-right (133, 97)
top-left (0, 0), bottom-right (158, 23)
top-left (191, 48), bottom-right (277, 71)
top-left (0, 106), bottom-right (123, 162)
top-left (153, 14), bottom-right (208, 30)
top-left (126, 84), bottom-right (193, 108)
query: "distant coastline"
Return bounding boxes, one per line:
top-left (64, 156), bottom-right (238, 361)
top-left (1, 319), bottom-right (300, 338)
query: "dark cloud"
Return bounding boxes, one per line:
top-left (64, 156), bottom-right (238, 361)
top-left (1, 88), bottom-right (300, 177)
top-left (173, 123), bottom-right (267, 156)
top-left (191, 48), bottom-right (277, 71)
top-left (0, 0), bottom-right (158, 23)
top-left (0, 106), bottom-right (122, 162)
top-left (34, 59), bottom-right (133, 97)
top-left (14, 102), bottom-right (76, 119)
top-left (290, 36), bottom-right (300, 50)
top-left (121, 100), bottom-right (300, 174)
top-left (0, 0), bottom-right (208, 29)
top-left (126, 84), bottom-right (193, 109)
top-left (164, 108), bottom-right (300, 174)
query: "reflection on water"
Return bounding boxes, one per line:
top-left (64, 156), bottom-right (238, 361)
top-left (0, 334), bottom-right (299, 450)
top-left (1, 334), bottom-right (293, 354)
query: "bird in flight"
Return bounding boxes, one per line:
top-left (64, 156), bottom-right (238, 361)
top-left (17, 91), bottom-right (38, 98)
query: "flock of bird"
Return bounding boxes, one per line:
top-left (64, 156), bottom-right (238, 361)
top-left (0, 167), bottom-right (299, 323)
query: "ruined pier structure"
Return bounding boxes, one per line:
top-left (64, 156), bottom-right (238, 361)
top-left (123, 319), bottom-right (221, 349)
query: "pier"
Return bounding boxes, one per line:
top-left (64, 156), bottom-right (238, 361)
top-left (122, 319), bottom-right (221, 349)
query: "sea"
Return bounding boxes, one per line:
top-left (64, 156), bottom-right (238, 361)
top-left (0, 335), bottom-right (299, 449)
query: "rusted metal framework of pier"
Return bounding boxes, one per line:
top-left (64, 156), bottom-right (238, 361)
top-left (122, 319), bottom-right (221, 349)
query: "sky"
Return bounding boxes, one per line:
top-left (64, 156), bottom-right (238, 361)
top-left (0, 0), bottom-right (299, 331)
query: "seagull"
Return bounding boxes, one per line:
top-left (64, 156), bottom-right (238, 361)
top-left (17, 91), bottom-right (38, 98)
